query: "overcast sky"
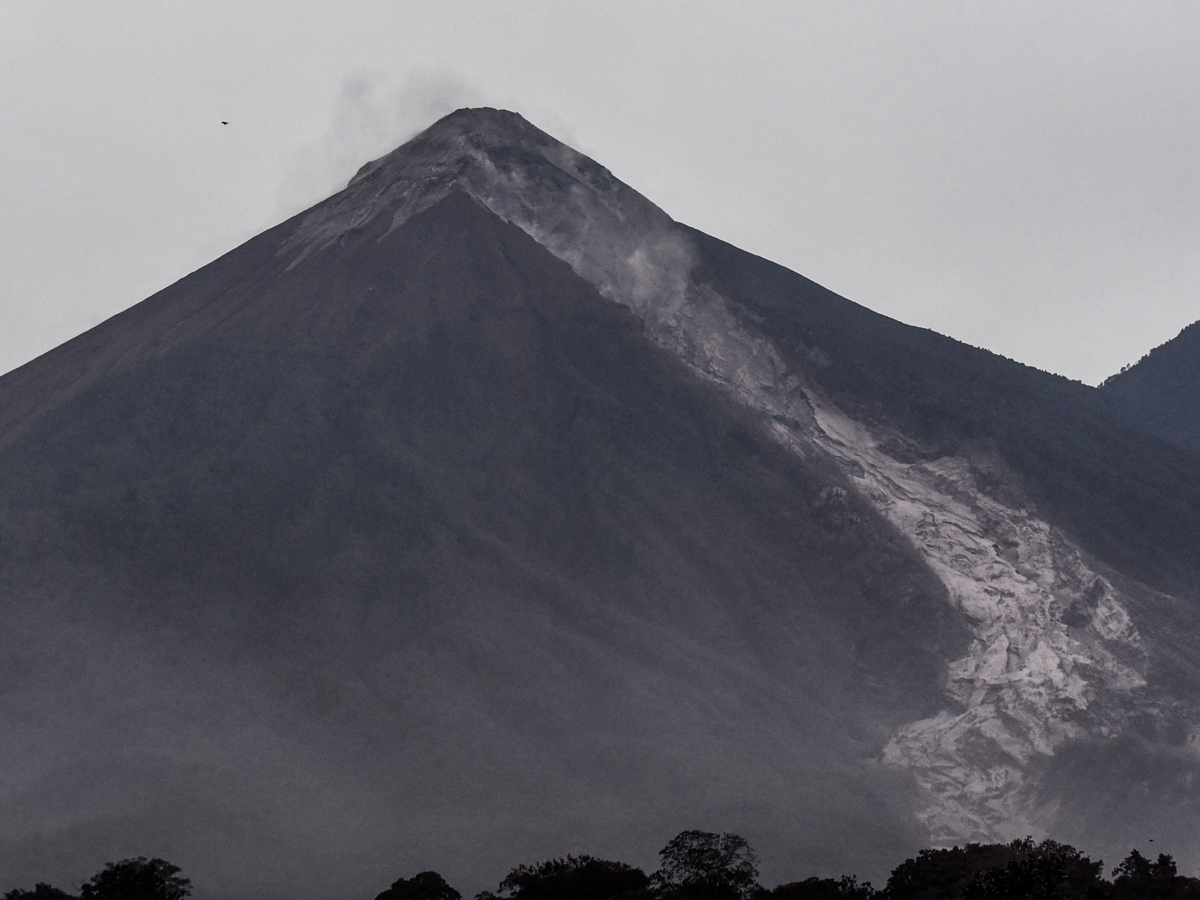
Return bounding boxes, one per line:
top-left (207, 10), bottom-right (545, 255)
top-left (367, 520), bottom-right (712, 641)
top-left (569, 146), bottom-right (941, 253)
top-left (2, 1), bottom-right (1197, 385)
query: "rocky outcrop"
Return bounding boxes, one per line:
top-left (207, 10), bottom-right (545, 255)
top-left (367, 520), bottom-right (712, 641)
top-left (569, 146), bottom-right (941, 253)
top-left (802, 394), bottom-right (1150, 841)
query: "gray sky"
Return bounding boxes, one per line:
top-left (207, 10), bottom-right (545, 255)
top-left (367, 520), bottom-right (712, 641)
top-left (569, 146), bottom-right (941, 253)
top-left (2, 1), bottom-right (1198, 385)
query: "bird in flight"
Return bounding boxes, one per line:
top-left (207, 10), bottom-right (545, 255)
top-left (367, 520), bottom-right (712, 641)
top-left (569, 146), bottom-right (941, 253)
top-left (221, 121), bottom-right (229, 125)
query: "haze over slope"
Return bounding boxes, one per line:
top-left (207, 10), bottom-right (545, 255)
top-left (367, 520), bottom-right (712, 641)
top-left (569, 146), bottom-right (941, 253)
top-left (2, 109), bottom-right (1200, 898)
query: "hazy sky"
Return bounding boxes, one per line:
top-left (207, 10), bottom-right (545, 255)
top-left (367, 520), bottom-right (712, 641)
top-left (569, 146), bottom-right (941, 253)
top-left (2, 1), bottom-right (1198, 385)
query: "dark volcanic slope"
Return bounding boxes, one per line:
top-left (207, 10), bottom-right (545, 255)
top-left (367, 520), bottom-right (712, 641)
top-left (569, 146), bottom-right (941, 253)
top-left (1101, 320), bottom-right (1200, 455)
top-left (0, 190), bottom-right (964, 898)
top-left (684, 233), bottom-right (1200, 868)
top-left (687, 229), bottom-right (1200, 594)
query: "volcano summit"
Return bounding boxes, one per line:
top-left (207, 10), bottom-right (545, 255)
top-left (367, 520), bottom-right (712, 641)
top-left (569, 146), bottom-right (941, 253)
top-left (3, 109), bottom-right (1200, 899)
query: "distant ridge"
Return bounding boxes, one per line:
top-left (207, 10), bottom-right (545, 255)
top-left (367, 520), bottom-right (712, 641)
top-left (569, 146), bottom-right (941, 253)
top-left (1102, 319), bottom-right (1200, 454)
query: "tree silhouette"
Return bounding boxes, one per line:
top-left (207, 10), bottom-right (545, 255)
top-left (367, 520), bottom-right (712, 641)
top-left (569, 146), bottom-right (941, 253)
top-left (1111, 850), bottom-right (1200, 900)
top-left (961, 840), bottom-right (1103, 900)
top-left (375, 871), bottom-right (461, 900)
top-left (79, 858), bottom-right (190, 900)
top-left (3, 885), bottom-right (77, 900)
top-left (765, 875), bottom-right (876, 900)
top-left (479, 855), bottom-right (647, 900)
top-left (651, 831), bottom-right (759, 900)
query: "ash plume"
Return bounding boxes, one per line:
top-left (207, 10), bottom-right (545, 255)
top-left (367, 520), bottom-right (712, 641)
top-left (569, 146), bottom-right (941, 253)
top-left (278, 69), bottom-right (484, 216)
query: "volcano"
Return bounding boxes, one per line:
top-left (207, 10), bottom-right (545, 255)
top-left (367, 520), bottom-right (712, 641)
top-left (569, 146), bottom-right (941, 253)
top-left (3, 109), bottom-right (1200, 898)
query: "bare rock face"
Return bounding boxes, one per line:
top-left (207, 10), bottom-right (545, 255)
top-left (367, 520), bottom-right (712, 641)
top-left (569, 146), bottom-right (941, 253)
top-left (3, 108), bottom-right (1200, 899)
top-left (808, 396), bottom-right (1149, 841)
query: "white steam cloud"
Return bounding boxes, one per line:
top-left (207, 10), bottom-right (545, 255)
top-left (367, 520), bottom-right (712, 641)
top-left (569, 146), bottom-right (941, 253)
top-left (278, 69), bottom-right (484, 216)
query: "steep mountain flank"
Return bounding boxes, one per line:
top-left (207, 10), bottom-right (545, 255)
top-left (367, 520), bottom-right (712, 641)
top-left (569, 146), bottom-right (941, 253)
top-left (688, 233), bottom-right (1200, 594)
top-left (647, 227), bottom-right (1200, 856)
top-left (0, 188), bottom-right (961, 898)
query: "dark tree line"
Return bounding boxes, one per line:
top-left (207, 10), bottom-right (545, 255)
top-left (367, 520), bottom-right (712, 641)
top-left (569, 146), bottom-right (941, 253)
top-left (380, 834), bottom-right (1200, 900)
top-left (7, 833), bottom-right (1199, 900)
top-left (4, 858), bottom-right (190, 900)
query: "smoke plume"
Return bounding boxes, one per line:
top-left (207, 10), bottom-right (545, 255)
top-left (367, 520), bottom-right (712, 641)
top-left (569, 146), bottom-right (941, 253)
top-left (278, 69), bottom-right (484, 215)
